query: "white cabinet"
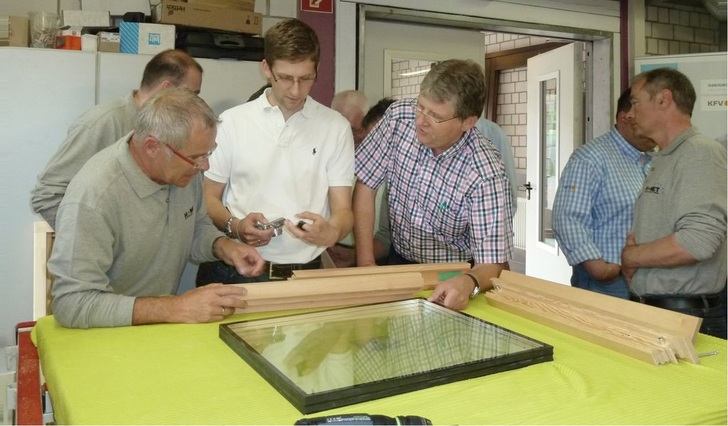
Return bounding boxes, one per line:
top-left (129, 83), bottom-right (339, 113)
top-left (0, 47), bottom-right (265, 346)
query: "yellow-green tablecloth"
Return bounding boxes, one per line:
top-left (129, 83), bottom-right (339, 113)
top-left (32, 294), bottom-right (727, 424)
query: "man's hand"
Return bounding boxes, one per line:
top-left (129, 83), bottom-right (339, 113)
top-left (582, 259), bottom-right (622, 283)
top-left (173, 284), bottom-right (248, 322)
top-left (284, 212), bottom-right (340, 247)
top-left (427, 263), bottom-right (506, 310)
top-left (133, 284), bottom-right (247, 325)
top-left (215, 237), bottom-right (267, 277)
top-left (427, 275), bottom-right (474, 311)
top-left (621, 232), bottom-right (638, 284)
top-left (236, 212), bottom-right (275, 247)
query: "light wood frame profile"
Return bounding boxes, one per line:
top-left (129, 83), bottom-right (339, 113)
top-left (486, 270), bottom-right (702, 365)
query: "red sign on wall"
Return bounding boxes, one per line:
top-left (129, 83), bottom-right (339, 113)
top-left (300, 0), bottom-right (333, 14)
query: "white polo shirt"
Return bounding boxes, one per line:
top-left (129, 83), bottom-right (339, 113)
top-left (206, 90), bottom-right (354, 264)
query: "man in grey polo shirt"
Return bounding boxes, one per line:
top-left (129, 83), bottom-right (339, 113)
top-left (49, 88), bottom-right (265, 329)
top-left (621, 68), bottom-right (726, 339)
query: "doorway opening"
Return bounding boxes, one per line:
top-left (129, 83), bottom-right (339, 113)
top-left (359, 5), bottom-right (614, 279)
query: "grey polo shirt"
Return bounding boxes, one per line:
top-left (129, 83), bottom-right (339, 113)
top-left (49, 135), bottom-right (222, 328)
top-left (631, 127), bottom-right (727, 296)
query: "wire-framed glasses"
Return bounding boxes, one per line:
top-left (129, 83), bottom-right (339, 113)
top-left (271, 71), bottom-right (317, 89)
top-left (413, 98), bottom-right (460, 124)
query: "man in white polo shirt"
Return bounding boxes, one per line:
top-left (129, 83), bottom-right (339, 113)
top-left (196, 18), bottom-right (354, 284)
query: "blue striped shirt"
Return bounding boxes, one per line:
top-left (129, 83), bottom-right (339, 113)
top-left (355, 99), bottom-right (514, 264)
top-left (553, 127), bottom-right (651, 265)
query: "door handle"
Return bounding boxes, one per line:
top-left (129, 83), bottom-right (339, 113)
top-left (522, 181), bottom-right (533, 200)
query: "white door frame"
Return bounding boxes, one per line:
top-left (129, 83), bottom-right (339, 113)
top-left (525, 42), bottom-right (585, 284)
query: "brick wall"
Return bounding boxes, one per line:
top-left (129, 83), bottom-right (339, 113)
top-left (483, 33), bottom-right (561, 189)
top-left (495, 67), bottom-right (528, 176)
top-left (390, 59), bottom-right (432, 100)
top-left (645, 4), bottom-right (726, 55)
top-left (482, 4), bottom-right (725, 182)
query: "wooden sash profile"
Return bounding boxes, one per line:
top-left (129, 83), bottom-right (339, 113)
top-left (291, 262), bottom-right (472, 289)
top-left (485, 270), bottom-right (702, 365)
top-left (229, 262), bottom-right (471, 314)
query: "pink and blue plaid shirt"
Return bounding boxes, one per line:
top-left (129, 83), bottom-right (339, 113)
top-left (355, 99), bottom-right (514, 265)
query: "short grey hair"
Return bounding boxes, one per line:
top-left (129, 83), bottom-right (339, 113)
top-left (134, 87), bottom-right (219, 149)
top-left (331, 90), bottom-right (369, 114)
top-left (420, 59), bottom-right (485, 119)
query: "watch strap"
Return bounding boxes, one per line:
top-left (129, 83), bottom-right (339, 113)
top-left (224, 216), bottom-right (235, 237)
top-left (464, 273), bottom-right (480, 299)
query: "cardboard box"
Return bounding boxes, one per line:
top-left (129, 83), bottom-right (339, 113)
top-left (81, 33), bottom-right (97, 51)
top-left (0, 16), bottom-right (30, 47)
top-left (54, 35), bottom-right (82, 49)
top-left (9, 16), bottom-right (29, 47)
top-left (62, 10), bottom-right (111, 27)
top-left (154, 0), bottom-right (262, 35)
top-left (119, 21), bottom-right (175, 55)
top-left (186, 0), bottom-right (255, 12)
top-left (81, 0), bottom-right (151, 16)
top-left (98, 31), bottom-right (120, 52)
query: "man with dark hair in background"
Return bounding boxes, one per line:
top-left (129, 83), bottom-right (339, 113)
top-left (31, 49), bottom-right (203, 229)
top-left (553, 88), bottom-right (655, 299)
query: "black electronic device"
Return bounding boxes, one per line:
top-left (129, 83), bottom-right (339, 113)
top-left (295, 413), bottom-right (432, 425)
top-left (175, 31), bottom-right (264, 61)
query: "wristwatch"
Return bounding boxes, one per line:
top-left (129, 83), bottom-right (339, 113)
top-left (224, 216), bottom-right (235, 238)
top-left (464, 273), bottom-right (480, 299)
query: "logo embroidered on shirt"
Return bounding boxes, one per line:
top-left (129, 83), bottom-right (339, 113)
top-left (184, 206), bottom-right (194, 219)
top-left (312, 147), bottom-right (317, 155)
top-left (438, 201), bottom-right (448, 211)
top-left (645, 186), bottom-right (661, 194)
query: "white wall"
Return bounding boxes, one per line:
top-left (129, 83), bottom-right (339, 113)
top-left (336, 0), bottom-right (620, 93)
top-left (362, 19), bottom-right (484, 104)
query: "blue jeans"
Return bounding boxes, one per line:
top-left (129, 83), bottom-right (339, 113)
top-left (571, 264), bottom-right (630, 299)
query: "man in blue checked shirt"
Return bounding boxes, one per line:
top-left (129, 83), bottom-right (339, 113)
top-left (552, 88), bottom-right (655, 298)
top-left (353, 59), bottom-right (514, 311)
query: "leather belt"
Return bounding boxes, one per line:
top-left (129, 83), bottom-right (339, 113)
top-left (267, 256), bottom-right (322, 280)
top-left (631, 293), bottom-right (724, 310)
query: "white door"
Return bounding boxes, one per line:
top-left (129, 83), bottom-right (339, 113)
top-left (524, 43), bottom-right (584, 284)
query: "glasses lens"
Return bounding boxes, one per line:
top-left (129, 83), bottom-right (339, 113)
top-left (274, 72), bottom-right (315, 87)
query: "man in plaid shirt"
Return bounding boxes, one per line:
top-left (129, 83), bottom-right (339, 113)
top-left (353, 59), bottom-right (514, 310)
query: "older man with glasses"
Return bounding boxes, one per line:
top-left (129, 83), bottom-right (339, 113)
top-left (196, 18), bottom-right (354, 285)
top-left (353, 59), bottom-right (514, 311)
top-left (48, 88), bottom-right (266, 329)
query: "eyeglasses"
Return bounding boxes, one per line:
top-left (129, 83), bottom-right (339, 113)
top-left (271, 71), bottom-right (317, 88)
top-left (413, 98), bottom-right (460, 124)
top-left (163, 141), bottom-right (217, 170)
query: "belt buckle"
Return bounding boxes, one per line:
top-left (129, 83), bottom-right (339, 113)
top-left (268, 263), bottom-right (288, 280)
